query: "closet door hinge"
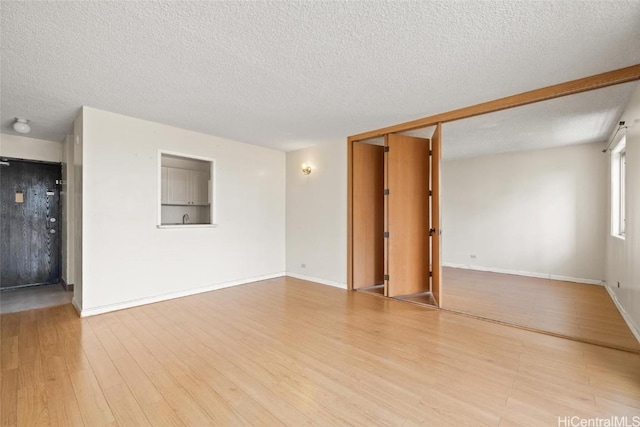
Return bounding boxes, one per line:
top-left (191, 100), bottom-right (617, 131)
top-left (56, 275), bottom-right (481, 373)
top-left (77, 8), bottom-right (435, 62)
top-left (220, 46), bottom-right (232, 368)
top-left (384, 232), bottom-right (389, 238)
top-left (384, 146), bottom-right (390, 152)
top-left (384, 275), bottom-right (389, 281)
top-left (429, 228), bottom-right (436, 236)
top-left (429, 150), bottom-right (433, 156)
top-left (384, 189), bottom-right (390, 195)
top-left (429, 190), bottom-right (432, 196)
top-left (429, 271), bottom-right (433, 277)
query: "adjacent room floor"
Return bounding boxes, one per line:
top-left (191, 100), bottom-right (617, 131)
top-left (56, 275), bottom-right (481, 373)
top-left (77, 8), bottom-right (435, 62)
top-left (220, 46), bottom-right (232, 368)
top-left (1, 276), bottom-right (638, 426)
top-left (442, 267), bottom-right (640, 352)
top-left (0, 283), bottom-right (72, 315)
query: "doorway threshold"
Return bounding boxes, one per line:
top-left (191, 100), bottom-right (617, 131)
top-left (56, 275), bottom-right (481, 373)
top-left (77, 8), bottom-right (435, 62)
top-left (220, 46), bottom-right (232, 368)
top-left (357, 284), bottom-right (385, 296)
top-left (394, 291), bottom-right (437, 308)
top-left (0, 283), bottom-right (72, 314)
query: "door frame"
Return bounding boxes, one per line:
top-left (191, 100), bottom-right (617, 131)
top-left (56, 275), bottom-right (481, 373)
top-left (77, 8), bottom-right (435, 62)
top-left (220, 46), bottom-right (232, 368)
top-left (347, 64), bottom-right (640, 305)
top-left (0, 156), bottom-right (63, 288)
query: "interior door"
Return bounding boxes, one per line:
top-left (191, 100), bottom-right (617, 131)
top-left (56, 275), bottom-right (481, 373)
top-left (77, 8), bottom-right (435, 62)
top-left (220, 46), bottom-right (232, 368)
top-left (386, 134), bottom-right (430, 297)
top-left (0, 159), bottom-right (62, 288)
top-left (352, 142), bottom-right (384, 289)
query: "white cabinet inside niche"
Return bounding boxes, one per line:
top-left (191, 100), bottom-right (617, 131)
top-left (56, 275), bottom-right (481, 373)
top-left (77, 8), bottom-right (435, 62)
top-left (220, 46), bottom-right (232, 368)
top-left (165, 167), bottom-right (210, 206)
top-left (167, 167), bottom-right (190, 205)
top-left (190, 171), bottom-right (209, 205)
top-left (161, 166), bottom-right (169, 204)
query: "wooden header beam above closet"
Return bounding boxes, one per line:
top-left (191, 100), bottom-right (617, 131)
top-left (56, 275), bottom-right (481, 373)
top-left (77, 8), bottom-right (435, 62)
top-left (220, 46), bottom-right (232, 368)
top-left (348, 64), bottom-right (640, 142)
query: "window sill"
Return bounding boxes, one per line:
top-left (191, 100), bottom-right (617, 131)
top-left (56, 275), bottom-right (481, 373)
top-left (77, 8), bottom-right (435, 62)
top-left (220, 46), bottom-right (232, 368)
top-left (611, 234), bottom-right (625, 241)
top-left (161, 203), bottom-right (211, 207)
top-left (157, 224), bottom-right (218, 229)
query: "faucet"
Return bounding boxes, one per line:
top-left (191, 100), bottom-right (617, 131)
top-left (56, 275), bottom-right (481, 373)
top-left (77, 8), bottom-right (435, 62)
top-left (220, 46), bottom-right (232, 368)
top-left (182, 213), bottom-right (190, 224)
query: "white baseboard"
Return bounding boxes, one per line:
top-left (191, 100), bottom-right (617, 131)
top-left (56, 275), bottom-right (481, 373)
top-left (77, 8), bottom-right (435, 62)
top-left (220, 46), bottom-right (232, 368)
top-left (285, 272), bottom-right (347, 289)
top-left (443, 263), bottom-right (604, 286)
top-left (603, 283), bottom-right (640, 345)
top-left (79, 272), bottom-right (286, 317)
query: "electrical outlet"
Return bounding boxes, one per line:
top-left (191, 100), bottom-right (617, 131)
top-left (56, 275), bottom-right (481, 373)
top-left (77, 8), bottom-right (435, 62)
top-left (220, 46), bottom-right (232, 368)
top-left (301, 263), bottom-right (306, 268)
top-left (470, 254), bottom-right (477, 259)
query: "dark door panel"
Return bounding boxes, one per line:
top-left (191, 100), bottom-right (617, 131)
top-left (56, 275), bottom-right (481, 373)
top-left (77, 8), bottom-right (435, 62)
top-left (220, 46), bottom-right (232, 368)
top-left (1, 159), bottom-right (61, 288)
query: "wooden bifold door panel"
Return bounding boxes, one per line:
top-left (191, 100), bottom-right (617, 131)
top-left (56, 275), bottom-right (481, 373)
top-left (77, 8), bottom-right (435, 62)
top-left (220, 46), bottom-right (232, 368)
top-left (386, 134), bottom-right (431, 298)
top-left (352, 142), bottom-right (385, 289)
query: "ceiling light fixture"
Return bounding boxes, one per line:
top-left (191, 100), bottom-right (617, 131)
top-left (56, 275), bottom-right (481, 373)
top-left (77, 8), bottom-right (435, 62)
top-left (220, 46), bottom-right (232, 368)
top-left (13, 118), bottom-right (31, 134)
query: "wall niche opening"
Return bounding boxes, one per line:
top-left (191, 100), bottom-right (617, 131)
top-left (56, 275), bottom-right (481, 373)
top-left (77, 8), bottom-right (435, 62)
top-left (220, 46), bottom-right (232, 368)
top-left (159, 152), bottom-right (215, 227)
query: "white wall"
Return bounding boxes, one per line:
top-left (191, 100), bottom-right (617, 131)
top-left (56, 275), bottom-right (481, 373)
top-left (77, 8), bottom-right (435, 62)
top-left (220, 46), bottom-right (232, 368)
top-left (442, 142), bottom-right (606, 283)
top-left (0, 133), bottom-right (62, 162)
top-left (605, 84), bottom-right (640, 339)
top-left (61, 134), bottom-right (75, 286)
top-left (286, 140), bottom-right (347, 288)
top-left (72, 112), bottom-right (83, 310)
top-left (80, 107), bottom-right (285, 314)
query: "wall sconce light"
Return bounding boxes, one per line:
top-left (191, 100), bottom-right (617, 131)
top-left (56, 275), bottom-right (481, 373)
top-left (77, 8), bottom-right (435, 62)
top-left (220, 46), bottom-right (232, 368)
top-left (302, 163), bottom-right (312, 175)
top-left (13, 118), bottom-right (31, 134)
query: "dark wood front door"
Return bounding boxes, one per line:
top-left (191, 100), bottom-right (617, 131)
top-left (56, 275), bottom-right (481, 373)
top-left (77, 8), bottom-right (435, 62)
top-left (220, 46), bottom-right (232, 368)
top-left (1, 159), bottom-right (62, 288)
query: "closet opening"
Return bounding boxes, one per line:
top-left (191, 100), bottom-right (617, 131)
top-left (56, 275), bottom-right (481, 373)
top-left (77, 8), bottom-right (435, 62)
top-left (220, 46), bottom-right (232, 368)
top-left (351, 126), bottom-right (442, 307)
top-left (348, 65), bottom-right (639, 324)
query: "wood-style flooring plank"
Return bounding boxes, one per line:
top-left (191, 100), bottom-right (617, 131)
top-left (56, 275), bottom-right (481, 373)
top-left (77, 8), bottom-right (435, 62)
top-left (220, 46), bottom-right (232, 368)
top-left (16, 383), bottom-right (49, 427)
top-left (103, 312), bottom-right (214, 426)
top-left (0, 276), bottom-right (639, 426)
top-left (114, 310), bottom-right (253, 426)
top-left (442, 267), bottom-right (640, 351)
top-left (1, 369), bottom-right (18, 427)
top-left (45, 307), bottom-right (115, 427)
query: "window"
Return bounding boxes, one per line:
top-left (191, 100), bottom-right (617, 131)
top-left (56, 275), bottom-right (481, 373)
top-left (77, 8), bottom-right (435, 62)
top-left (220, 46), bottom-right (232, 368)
top-left (611, 136), bottom-right (626, 238)
top-left (158, 151), bottom-right (215, 227)
top-left (620, 150), bottom-right (626, 236)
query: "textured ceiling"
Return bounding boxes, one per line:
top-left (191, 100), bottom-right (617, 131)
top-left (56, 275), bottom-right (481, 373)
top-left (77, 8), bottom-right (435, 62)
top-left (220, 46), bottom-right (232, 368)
top-left (2, 1), bottom-right (640, 153)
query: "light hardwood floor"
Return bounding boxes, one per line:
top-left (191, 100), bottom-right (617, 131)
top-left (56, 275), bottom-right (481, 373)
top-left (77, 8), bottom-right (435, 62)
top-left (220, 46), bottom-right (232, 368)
top-left (443, 267), bottom-right (640, 352)
top-left (1, 276), bottom-right (639, 426)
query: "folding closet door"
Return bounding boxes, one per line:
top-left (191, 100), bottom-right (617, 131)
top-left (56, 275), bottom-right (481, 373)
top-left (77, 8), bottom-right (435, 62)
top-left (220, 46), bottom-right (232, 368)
top-left (431, 124), bottom-right (443, 306)
top-left (386, 134), bottom-right (431, 297)
top-left (352, 141), bottom-right (385, 289)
